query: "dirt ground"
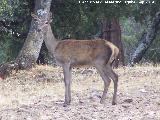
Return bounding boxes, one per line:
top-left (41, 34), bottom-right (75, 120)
top-left (0, 65), bottom-right (160, 120)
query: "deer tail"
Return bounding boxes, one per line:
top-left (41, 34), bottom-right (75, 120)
top-left (105, 41), bottom-right (119, 65)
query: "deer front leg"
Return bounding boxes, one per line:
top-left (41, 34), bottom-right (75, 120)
top-left (63, 64), bottom-right (72, 107)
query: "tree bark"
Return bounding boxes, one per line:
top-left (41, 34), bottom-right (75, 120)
top-left (0, 0), bottom-right (52, 78)
top-left (131, 11), bottom-right (160, 64)
top-left (101, 18), bottom-right (125, 67)
top-left (16, 0), bottom-right (52, 69)
top-left (37, 42), bottom-right (47, 65)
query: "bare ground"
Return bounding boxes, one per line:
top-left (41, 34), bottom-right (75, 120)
top-left (0, 65), bottom-right (160, 120)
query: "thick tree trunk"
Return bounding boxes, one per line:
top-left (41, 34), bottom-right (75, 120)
top-left (101, 19), bottom-right (125, 67)
top-left (37, 42), bottom-right (47, 65)
top-left (131, 11), bottom-right (160, 64)
top-left (0, 0), bottom-right (52, 78)
top-left (16, 0), bottom-right (52, 69)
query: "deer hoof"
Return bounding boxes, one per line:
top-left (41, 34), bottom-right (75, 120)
top-left (112, 101), bottom-right (117, 105)
top-left (63, 102), bottom-right (70, 107)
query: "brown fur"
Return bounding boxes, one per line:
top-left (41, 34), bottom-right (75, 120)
top-left (52, 39), bottom-right (119, 106)
top-left (55, 39), bottom-right (117, 67)
top-left (105, 41), bottom-right (119, 65)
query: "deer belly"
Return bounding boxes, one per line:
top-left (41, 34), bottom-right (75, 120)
top-left (70, 56), bottom-right (93, 67)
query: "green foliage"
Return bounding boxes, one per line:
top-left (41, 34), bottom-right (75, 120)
top-left (121, 17), bottom-right (142, 62)
top-left (0, 0), bottom-right (30, 21)
top-left (0, 0), bottom-right (31, 64)
top-left (0, 32), bottom-right (12, 63)
top-left (51, 0), bottom-right (132, 39)
top-left (144, 33), bottom-right (160, 64)
top-left (131, 0), bottom-right (160, 23)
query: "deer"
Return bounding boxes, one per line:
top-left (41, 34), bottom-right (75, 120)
top-left (43, 25), bottom-right (119, 107)
top-left (32, 13), bottom-right (119, 106)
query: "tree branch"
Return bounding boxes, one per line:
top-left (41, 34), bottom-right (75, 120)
top-left (131, 11), bottom-right (160, 64)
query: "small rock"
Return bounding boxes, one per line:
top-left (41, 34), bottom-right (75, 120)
top-left (139, 89), bottom-right (148, 93)
top-left (123, 98), bottom-right (133, 103)
top-left (157, 102), bottom-right (160, 105)
top-left (79, 100), bottom-right (84, 104)
top-left (82, 69), bottom-right (93, 74)
top-left (122, 105), bottom-right (130, 108)
top-left (90, 90), bottom-right (101, 99)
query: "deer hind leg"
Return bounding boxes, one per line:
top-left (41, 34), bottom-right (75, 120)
top-left (95, 64), bottom-right (111, 104)
top-left (63, 64), bottom-right (72, 107)
top-left (106, 65), bottom-right (118, 105)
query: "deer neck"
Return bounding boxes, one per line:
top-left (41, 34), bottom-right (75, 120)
top-left (44, 25), bottom-right (58, 53)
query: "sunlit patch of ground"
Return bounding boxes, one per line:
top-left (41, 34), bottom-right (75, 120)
top-left (0, 65), bottom-right (160, 120)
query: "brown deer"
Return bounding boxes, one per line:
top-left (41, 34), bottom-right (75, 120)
top-left (44, 25), bottom-right (119, 107)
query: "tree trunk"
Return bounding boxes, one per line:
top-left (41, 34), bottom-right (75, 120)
top-left (101, 18), bottom-right (125, 67)
top-left (0, 0), bottom-right (52, 78)
top-left (131, 11), bottom-right (160, 64)
top-left (16, 0), bottom-right (52, 69)
top-left (37, 42), bottom-right (47, 65)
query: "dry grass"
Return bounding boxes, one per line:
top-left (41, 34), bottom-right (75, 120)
top-left (0, 65), bottom-right (160, 120)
